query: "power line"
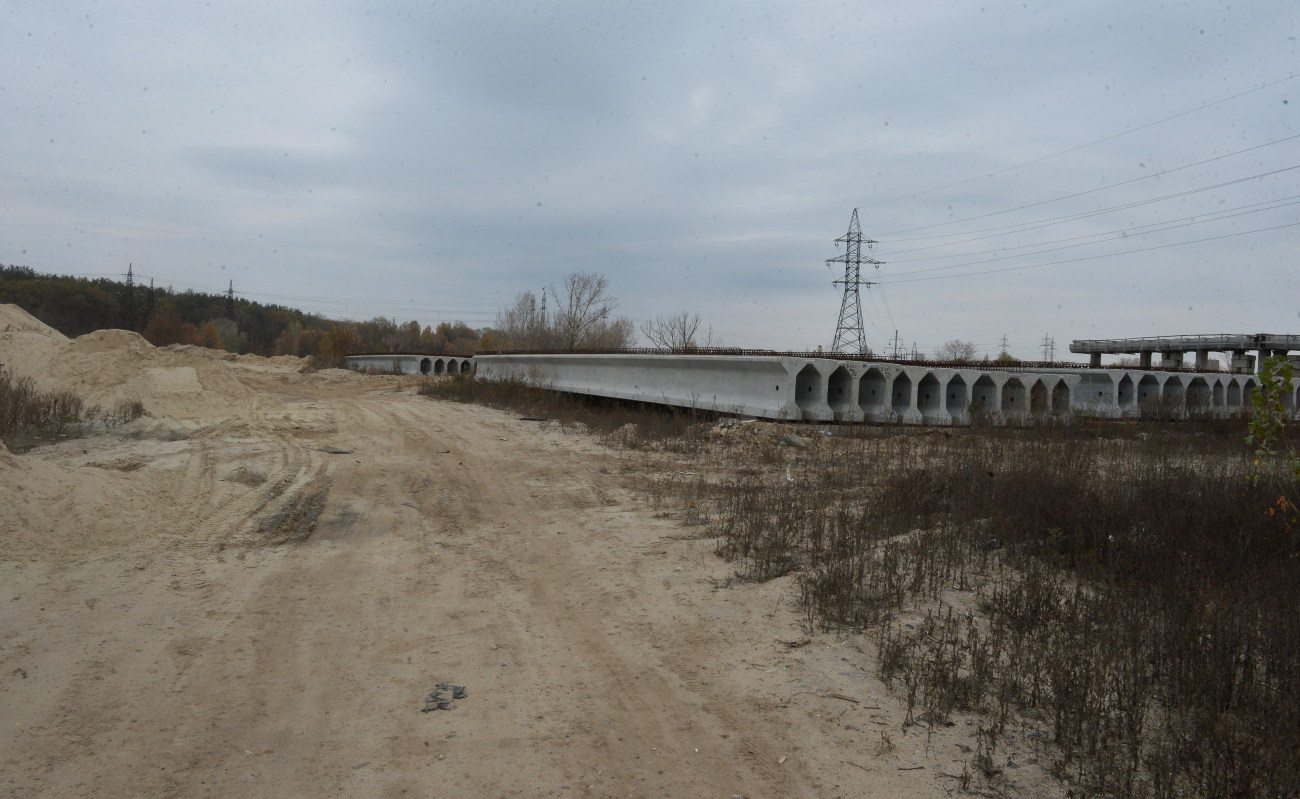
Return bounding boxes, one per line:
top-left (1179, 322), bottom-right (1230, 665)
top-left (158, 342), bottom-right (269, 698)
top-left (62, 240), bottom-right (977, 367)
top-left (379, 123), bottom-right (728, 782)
top-left (876, 220), bottom-right (1300, 285)
top-left (857, 70), bottom-right (1300, 213)
top-left (884, 181), bottom-right (1300, 257)
top-left (875, 134), bottom-right (1300, 238)
top-left (884, 197), bottom-right (1300, 278)
top-left (882, 165), bottom-right (1300, 249)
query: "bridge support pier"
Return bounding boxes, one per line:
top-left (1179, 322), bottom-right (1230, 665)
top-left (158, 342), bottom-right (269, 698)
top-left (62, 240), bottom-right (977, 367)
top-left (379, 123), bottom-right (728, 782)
top-left (1194, 351), bottom-right (1209, 370)
top-left (1140, 352), bottom-right (1152, 369)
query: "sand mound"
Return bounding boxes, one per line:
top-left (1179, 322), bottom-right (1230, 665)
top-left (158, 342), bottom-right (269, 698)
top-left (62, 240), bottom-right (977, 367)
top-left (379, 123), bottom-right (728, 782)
top-left (236, 352), bottom-right (309, 368)
top-left (0, 303), bottom-right (67, 339)
top-left (164, 343), bottom-right (237, 361)
top-left (0, 325), bottom-right (263, 420)
top-left (310, 367), bottom-right (364, 381)
top-left (233, 351), bottom-right (311, 373)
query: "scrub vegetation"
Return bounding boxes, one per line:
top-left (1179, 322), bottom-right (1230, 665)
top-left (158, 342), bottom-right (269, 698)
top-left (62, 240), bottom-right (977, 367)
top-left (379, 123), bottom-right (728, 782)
top-left (419, 374), bottom-right (710, 452)
top-left (437, 372), bottom-right (1299, 799)
top-left (0, 365), bottom-right (143, 449)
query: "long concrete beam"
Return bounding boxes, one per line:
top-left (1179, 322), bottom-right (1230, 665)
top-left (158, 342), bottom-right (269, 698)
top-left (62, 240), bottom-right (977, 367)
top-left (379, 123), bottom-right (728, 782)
top-left (474, 353), bottom-right (1300, 424)
top-left (345, 353), bottom-right (475, 376)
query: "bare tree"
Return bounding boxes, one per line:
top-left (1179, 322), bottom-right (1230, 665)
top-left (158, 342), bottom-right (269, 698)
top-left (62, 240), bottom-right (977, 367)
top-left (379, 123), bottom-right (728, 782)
top-left (493, 290), bottom-right (552, 350)
top-left (551, 272), bottom-right (632, 349)
top-left (493, 273), bottom-right (634, 350)
top-left (640, 311), bottom-right (708, 350)
top-left (935, 339), bottom-right (978, 362)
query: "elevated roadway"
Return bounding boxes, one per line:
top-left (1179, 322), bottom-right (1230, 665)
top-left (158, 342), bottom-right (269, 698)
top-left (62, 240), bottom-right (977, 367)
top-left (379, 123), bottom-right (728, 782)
top-left (1070, 334), bottom-right (1300, 371)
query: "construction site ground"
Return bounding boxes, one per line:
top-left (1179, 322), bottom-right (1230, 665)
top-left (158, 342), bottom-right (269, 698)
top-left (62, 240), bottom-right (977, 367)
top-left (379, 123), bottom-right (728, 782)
top-left (0, 308), bottom-right (1063, 798)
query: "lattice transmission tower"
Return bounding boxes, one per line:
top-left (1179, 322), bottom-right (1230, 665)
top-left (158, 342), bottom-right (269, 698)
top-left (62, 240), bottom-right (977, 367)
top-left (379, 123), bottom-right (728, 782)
top-left (825, 209), bottom-right (882, 354)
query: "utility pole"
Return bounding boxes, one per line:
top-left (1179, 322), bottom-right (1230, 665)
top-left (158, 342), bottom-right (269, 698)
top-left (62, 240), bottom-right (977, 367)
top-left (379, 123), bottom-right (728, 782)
top-left (143, 278), bottom-right (156, 328)
top-left (124, 264), bottom-right (135, 331)
top-left (889, 329), bottom-right (903, 359)
top-left (825, 209), bottom-right (882, 354)
top-left (539, 286), bottom-right (547, 327)
top-left (225, 280), bottom-right (235, 318)
top-left (1041, 334), bottom-right (1056, 361)
top-left (999, 334), bottom-right (1010, 358)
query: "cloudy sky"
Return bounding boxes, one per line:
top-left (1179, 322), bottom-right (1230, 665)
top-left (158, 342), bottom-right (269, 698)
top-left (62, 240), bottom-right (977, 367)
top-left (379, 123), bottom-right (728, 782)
top-left (3, 0), bottom-right (1296, 358)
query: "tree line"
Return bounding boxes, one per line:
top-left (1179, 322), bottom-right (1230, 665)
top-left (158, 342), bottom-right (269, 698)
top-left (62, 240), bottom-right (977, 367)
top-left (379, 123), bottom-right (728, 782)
top-left (1, 263), bottom-right (722, 363)
top-left (0, 264), bottom-right (479, 364)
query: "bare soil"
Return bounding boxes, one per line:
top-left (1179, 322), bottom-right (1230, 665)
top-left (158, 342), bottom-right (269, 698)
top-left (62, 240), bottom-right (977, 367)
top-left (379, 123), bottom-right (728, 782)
top-left (1, 313), bottom-right (1064, 798)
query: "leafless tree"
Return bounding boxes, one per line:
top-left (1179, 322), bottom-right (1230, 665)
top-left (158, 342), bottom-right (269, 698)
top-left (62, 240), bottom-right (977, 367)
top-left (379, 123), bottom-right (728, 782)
top-left (935, 339), bottom-right (978, 362)
top-left (640, 311), bottom-right (708, 350)
top-left (494, 273), bottom-right (633, 350)
top-left (551, 272), bottom-right (633, 349)
top-left (493, 290), bottom-right (552, 350)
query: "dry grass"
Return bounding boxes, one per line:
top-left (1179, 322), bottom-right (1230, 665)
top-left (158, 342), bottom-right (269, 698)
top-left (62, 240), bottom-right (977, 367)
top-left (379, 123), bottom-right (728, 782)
top-left (420, 374), bottom-right (713, 453)
top-left (1, 365), bottom-right (144, 449)
top-left (430, 376), bottom-right (1299, 798)
top-left (692, 426), bottom-right (1298, 799)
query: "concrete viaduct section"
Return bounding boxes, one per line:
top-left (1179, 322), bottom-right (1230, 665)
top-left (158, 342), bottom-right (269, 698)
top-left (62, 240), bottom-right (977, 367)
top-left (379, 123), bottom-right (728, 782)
top-left (474, 353), bottom-right (1300, 424)
top-left (1070, 334), bottom-right (1300, 372)
top-left (476, 353), bottom-right (803, 419)
top-left (344, 353), bottom-right (475, 376)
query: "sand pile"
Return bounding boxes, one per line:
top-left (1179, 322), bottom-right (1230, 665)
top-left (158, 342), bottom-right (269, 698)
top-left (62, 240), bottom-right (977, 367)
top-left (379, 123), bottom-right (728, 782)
top-left (164, 343), bottom-right (237, 361)
top-left (0, 304), bottom-right (67, 339)
top-left (163, 344), bottom-right (310, 374)
top-left (310, 367), bottom-right (365, 381)
top-left (234, 351), bottom-right (311, 373)
top-left (0, 305), bottom-right (261, 419)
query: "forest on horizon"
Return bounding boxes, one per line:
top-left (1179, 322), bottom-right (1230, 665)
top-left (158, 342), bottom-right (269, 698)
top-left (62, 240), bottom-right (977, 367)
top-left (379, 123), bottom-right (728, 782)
top-left (0, 264), bottom-right (481, 364)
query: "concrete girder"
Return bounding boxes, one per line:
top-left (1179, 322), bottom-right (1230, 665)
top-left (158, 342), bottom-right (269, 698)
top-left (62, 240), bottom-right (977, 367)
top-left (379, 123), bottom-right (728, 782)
top-left (467, 353), bottom-right (1300, 425)
top-left (1117, 374), bottom-right (1135, 411)
top-left (891, 371), bottom-right (917, 424)
top-left (344, 353), bottom-right (475, 376)
top-left (859, 367), bottom-right (889, 421)
top-left (945, 374), bottom-right (969, 423)
top-left (970, 374), bottom-right (997, 419)
top-left (917, 372), bottom-right (943, 424)
top-left (1051, 380), bottom-right (1071, 417)
top-left (796, 363), bottom-right (833, 422)
top-left (1000, 377), bottom-right (1026, 418)
top-left (827, 365), bottom-right (860, 422)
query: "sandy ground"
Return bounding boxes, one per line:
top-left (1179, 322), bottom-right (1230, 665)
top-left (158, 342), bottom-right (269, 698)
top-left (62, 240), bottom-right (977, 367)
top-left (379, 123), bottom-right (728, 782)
top-left (1, 311), bottom-right (1063, 798)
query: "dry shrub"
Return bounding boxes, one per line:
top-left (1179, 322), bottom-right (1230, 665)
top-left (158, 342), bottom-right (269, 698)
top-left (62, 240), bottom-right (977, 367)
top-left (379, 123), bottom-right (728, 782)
top-left (698, 425), bottom-right (1298, 798)
top-left (1, 366), bottom-right (145, 449)
top-left (430, 375), bottom-right (1298, 797)
top-left (1, 365), bottom-right (85, 447)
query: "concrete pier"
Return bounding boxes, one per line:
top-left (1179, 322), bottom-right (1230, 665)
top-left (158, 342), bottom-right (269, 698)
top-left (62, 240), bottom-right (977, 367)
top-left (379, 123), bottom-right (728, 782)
top-left (474, 352), bottom-right (1300, 424)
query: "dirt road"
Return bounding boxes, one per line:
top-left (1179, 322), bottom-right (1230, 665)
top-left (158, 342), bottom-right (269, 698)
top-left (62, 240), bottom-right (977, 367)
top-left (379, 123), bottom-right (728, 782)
top-left (1, 367), bottom-right (1030, 798)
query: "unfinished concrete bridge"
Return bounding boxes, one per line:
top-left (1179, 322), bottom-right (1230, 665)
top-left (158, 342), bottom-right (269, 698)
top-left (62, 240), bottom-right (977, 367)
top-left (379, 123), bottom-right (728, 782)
top-left (1071, 333), bottom-right (1300, 371)
top-left (469, 351), bottom-right (1299, 424)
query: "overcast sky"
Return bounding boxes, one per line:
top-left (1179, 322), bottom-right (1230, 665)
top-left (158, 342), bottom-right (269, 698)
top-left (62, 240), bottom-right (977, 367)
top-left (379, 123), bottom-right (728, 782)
top-left (3, 0), bottom-right (1296, 358)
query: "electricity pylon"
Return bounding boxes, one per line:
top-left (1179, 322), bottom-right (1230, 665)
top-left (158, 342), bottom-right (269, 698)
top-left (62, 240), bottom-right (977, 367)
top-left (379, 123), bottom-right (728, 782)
top-left (826, 209), bottom-right (882, 354)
